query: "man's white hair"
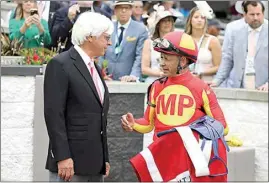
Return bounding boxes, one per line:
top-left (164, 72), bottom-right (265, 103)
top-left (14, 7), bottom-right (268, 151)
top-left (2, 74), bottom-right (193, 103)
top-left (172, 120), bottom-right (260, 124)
top-left (71, 12), bottom-right (114, 46)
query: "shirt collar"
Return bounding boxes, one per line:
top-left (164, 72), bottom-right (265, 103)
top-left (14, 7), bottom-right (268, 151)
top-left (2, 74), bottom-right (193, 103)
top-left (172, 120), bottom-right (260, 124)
top-left (117, 18), bottom-right (131, 30)
top-left (74, 45), bottom-right (94, 68)
top-left (248, 22), bottom-right (263, 33)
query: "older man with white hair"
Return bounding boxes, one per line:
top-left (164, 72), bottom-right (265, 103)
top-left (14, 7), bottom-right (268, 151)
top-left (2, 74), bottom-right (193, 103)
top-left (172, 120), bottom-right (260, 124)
top-left (44, 12), bottom-right (113, 182)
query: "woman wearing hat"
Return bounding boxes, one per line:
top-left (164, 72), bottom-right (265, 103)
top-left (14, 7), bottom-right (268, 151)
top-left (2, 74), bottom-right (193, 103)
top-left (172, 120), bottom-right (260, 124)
top-left (121, 31), bottom-right (229, 181)
top-left (184, 7), bottom-right (222, 83)
top-left (141, 5), bottom-right (177, 83)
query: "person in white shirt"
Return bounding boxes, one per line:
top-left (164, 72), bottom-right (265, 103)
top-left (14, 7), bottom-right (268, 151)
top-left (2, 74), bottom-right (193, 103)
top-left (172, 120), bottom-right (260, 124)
top-left (99, 1), bottom-right (148, 82)
top-left (44, 12), bottom-right (113, 182)
top-left (211, 1), bottom-right (268, 91)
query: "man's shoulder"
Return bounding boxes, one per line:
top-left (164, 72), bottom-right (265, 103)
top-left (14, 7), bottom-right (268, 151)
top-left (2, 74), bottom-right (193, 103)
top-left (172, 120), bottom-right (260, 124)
top-left (130, 19), bottom-right (147, 32)
top-left (54, 6), bottom-right (69, 16)
top-left (226, 18), bottom-right (246, 30)
top-left (51, 50), bottom-right (71, 64)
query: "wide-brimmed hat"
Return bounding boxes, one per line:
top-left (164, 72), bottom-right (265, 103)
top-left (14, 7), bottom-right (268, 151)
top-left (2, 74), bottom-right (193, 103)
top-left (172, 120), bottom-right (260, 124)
top-left (235, 1), bottom-right (267, 14)
top-left (112, 1), bottom-right (134, 9)
top-left (147, 5), bottom-right (178, 35)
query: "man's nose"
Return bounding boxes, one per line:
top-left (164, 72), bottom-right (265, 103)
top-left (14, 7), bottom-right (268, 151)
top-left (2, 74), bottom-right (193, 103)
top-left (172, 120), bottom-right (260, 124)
top-left (253, 14), bottom-right (259, 20)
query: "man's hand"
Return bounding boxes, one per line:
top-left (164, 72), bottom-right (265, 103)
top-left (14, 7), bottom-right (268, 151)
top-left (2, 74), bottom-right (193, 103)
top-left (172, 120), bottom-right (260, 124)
top-left (57, 158), bottom-right (74, 181)
top-left (209, 80), bottom-right (218, 87)
top-left (257, 82), bottom-right (268, 91)
top-left (121, 113), bottom-right (135, 132)
top-left (68, 4), bottom-right (80, 22)
top-left (119, 75), bottom-right (137, 82)
top-left (104, 162), bottom-right (110, 178)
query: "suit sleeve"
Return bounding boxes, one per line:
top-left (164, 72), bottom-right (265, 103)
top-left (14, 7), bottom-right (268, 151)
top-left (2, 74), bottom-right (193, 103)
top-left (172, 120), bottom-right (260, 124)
top-left (44, 58), bottom-right (71, 162)
top-left (50, 8), bottom-right (73, 48)
top-left (40, 19), bottom-right (51, 46)
top-left (130, 26), bottom-right (149, 78)
top-left (213, 23), bottom-right (234, 86)
top-left (104, 122), bottom-right (109, 163)
top-left (133, 83), bottom-right (155, 133)
top-left (201, 85), bottom-right (229, 135)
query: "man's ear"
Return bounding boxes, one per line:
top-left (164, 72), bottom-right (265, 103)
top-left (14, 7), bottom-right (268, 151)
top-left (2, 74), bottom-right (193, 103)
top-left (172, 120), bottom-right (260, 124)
top-left (180, 56), bottom-right (188, 67)
top-left (87, 36), bottom-right (93, 42)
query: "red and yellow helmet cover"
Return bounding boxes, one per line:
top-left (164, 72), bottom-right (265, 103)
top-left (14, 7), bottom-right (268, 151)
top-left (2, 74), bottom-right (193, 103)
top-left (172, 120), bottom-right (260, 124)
top-left (155, 31), bottom-right (199, 63)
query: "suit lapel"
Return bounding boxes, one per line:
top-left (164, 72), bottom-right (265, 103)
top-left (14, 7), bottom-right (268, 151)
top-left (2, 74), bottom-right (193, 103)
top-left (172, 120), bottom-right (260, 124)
top-left (241, 26), bottom-right (249, 62)
top-left (94, 62), bottom-right (109, 106)
top-left (70, 47), bottom-right (103, 107)
top-left (255, 25), bottom-right (266, 58)
top-left (112, 22), bottom-right (117, 54)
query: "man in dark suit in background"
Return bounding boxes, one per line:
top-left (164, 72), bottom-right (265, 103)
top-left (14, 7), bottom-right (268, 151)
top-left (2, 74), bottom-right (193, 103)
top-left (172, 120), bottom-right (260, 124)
top-left (49, 1), bottom-right (111, 52)
top-left (44, 12), bottom-right (114, 182)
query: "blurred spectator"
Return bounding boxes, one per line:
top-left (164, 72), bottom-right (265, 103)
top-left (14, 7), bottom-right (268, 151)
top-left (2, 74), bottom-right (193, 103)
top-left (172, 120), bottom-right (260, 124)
top-left (160, 0), bottom-right (183, 19)
top-left (185, 7), bottom-right (222, 82)
top-left (132, 1), bottom-right (143, 22)
top-left (9, 1), bottom-right (68, 22)
top-left (207, 19), bottom-right (223, 37)
top-left (142, 5), bottom-right (177, 83)
top-left (99, 1), bottom-right (148, 82)
top-left (92, 1), bottom-right (113, 19)
top-left (9, 0), bottom-right (51, 48)
top-left (212, 1), bottom-right (268, 91)
top-left (100, 1), bottom-right (114, 19)
top-left (50, 1), bottom-right (110, 52)
top-left (160, 1), bottom-right (174, 11)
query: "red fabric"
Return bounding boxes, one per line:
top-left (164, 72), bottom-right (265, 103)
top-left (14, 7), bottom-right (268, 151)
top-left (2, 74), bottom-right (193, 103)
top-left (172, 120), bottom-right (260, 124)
top-left (134, 71), bottom-right (227, 140)
top-left (130, 131), bottom-right (227, 182)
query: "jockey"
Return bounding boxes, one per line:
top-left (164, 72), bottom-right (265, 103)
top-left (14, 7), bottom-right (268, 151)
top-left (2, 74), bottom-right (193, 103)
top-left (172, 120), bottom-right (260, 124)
top-left (121, 31), bottom-right (230, 182)
top-left (121, 31), bottom-right (229, 139)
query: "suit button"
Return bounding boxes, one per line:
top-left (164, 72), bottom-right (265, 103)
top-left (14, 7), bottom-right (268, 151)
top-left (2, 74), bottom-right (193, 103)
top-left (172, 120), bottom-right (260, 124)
top-left (102, 113), bottom-right (104, 117)
top-left (100, 131), bottom-right (103, 135)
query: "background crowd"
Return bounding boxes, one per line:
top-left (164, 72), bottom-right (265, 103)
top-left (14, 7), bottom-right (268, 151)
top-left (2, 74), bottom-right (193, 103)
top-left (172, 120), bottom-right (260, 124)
top-left (2, 0), bottom-right (269, 91)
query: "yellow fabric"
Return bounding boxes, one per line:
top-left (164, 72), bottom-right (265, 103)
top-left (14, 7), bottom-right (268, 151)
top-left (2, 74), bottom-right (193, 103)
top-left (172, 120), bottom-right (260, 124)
top-left (225, 135), bottom-right (243, 147)
top-left (224, 126), bottom-right (229, 136)
top-left (133, 85), bottom-right (156, 134)
top-left (202, 90), bottom-right (213, 117)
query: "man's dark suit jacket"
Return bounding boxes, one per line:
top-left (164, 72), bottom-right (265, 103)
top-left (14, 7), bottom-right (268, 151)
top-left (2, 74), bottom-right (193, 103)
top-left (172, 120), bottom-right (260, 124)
top-left (44, 47), bottom-right (110, 175)
top-left (50, 3), bottom-right (111, 52)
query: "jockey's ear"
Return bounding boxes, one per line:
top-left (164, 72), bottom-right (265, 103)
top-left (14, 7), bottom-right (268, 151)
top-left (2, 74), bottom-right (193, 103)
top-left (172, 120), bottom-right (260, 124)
top-left (179, 56), bottom-right (188, 68)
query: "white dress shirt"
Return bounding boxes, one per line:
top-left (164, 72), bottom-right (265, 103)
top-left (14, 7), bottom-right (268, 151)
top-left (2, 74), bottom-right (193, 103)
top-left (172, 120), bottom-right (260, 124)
top-left (243, 24), bottom-right (263, 89)
top-left (74, 45), bottom-right (105, 101)
top-left (245, 24), bottom-right (263, 75)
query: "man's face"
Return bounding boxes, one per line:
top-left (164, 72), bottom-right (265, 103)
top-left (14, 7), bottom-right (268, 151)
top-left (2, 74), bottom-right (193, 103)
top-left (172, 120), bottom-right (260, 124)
top-left (114, 5), bottom-right (132, 23)
top-left (91, 33), bottom-right (112, 57)
top-left (159, 53), bottom-right (180, 77)
top-left (207, 26), bottom-right (220, 37)
top-left (244, 3), bottom-right (264, 29)
top-left (132, 1), bottom-right (143, 16)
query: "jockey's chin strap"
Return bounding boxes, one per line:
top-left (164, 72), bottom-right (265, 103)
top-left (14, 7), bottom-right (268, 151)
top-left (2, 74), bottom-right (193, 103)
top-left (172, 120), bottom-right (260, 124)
top-left (176, 64), bottom-right (189, 74)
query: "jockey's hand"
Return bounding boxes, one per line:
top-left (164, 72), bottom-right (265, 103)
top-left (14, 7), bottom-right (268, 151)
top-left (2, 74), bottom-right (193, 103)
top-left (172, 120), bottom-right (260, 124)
top-left (121, 113), bottom-right (135, 132)
top-left (225, 135), bottom-right (243, 147)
